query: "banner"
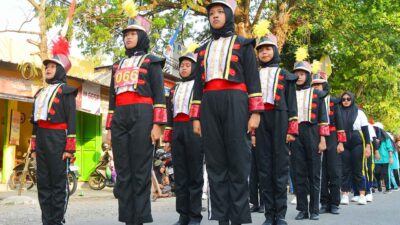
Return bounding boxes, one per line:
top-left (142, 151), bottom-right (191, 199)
top-left (164, 10), bottom-right (189, 59)
top-left (77, 81), bottom-right (101, 115)
top-left (9, 110), bottom-right (21, 145)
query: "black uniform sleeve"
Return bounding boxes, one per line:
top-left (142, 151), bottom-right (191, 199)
top-left (242, 40), bottom-right (263, 113)
top-left (166, 86), bottom-right (175, 128)
top-left (318, 93), bottom-right (330, 136)
top-left (189, 49), bottom-right (203, 120)
top-left (63, 88), bottom-right (77, 153)
top-left (282, 69), bottom-right (298, 135)
top-left (149, 60), bottom-right (167, 124)
top-left (334, 100), bottom-right (347, 142)
top-left (163, 86), bottom-right (175, 142)
top-left (106, 62), bottom-right (119, 130)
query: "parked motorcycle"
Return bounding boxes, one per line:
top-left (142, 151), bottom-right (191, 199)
top-left (88, 143), bottom-right (115, 190)
top-left (8, 153), bottom-right (80, 195)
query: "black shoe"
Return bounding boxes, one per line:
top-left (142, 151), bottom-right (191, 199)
top-left (174, 221), bottom-right (187, 225)
top-left (188, 222), bottom-right (200, 225)
top-left (319, 205), bottom-right (329, 214)
top-left (330, 205), bottom-right (340, 215)
top-left (310, 213), bottom-right (319, 220)
top-left (295, 211), bottom-right (309, 220)
top-left (250, 205), bottom-right (260, 213)
top-left (219, 221), bottom-right (229, 225)
top-left (275, 219), bottom-right (288, 225)
top-left (261, 218), bottom-right (274, 225)
top-left (258, 205), bottom-right (265, 213)
top-left (173, 222), bottom-right (187, 225)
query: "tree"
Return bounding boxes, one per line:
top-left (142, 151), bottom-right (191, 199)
top-left (0, 0), bottom-right (49, 83)
top-left (282, 0), bottom-right (400, 132)
top-left (49, 0), bottom-right (303, 58)
top-left (47, 0), bottom-right (400, 132)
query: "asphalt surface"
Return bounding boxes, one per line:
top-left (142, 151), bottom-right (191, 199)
top-left (0, 187), bottom-right (399, 225)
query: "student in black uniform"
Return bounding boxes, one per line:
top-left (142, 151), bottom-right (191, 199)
top-left (106, 14), bottom-right (167, 225)
top-left (292, 61), bottom-right (330, 221)
top-left (163, 52), bottom-right (204, 225)
top-left (190, 1), bottom-right (264, 224)
top-left (254, 34), bottom-right (298, 225)
top-left (30, 36), bottom-right (77, 225)
top-left (311, 72), bottom-right (346, 215)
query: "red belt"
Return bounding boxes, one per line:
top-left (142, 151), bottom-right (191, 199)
top-left (173, 113), bottom-right (190, 122)
top-left (38, 120), bottom-right (68, 130)
top-left (329, 125), bottom-right (337, 131)
top-left (116, 92), bottom-right (153, 106)
top-left (204, 79), bottom-right (247, 93)
top-left (264, 103), bottom-right (275, 111)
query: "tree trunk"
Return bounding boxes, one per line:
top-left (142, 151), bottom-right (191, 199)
top-left (38, 2), bottom-right (47, 85)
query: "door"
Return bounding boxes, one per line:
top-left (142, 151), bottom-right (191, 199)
top-left (75, 111), bottom-right (102, 181)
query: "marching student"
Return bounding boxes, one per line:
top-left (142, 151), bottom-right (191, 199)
top-left (190, 1), bottom-right (264, 224)
top-left (164, 51), bottom-right (204, 225)
top-left (311, 72), bottom-right (346, 215)
top-left (292, 58), bottom-right (329, 221)
top-left (30, 36), bottom-right (77, 225)
top-left (106, 5), bottom-right (167, 224)
top-left (254, 33), bottom-right (298, 225)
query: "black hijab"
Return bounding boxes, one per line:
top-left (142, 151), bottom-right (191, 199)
top-left (124, 30), bottom-right (150, 57)
top-left (259, 45), bottom-right (281, 68)
top-left (208, 4), bottom-right (235, 39)
top-left (46, 64), bottom-right (67, 84)
top-left (296, 70), bottom-right (311, 90)
top-left (339, 91), bottom-right (359, 136)
top-left (179, 59), bottom-right (197, 82)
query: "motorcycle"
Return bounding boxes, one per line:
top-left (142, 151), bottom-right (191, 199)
top-left (8, 153), bottom-right (80, 195)
top-left (88, 143), bottom-right (115, 190)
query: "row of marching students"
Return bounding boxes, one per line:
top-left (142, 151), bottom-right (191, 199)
top-left (27, 1), bottom-right (398, 225)
top-left (163, 0), bottom-right (400, 224)
top-left (164, 1), bottom-right (331, 225)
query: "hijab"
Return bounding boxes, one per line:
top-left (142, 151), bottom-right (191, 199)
top-left (259, 45), bottom-right (281, 68)
top-left (208, 4), bottom-right (235, 39)
top-left (46, 64), bottom-right (66, 84)
top-left (179, 58), bottom-right (197, 82)
top-left (339, 91), bottom-right (359, 137)
top-left (124, 30), bottom-right (150, 57)
top-left (296, 70), bottom-right (311, 90)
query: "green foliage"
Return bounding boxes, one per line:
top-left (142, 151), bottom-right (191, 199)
top-left (45, 0), bottom-right (400, 131)
top-left (281, 0), bottom-right (400, 132)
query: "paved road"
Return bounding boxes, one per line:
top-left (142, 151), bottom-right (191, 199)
top-left (0, 188), bottom-right (399, 225)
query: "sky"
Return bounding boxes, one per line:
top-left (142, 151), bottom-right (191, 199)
top-left (0, 0), bottom-right (83, 59)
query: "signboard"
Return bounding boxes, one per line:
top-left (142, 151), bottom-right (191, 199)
top-left (77, 81), bottom-right (101, 115)
top-left (9, 110), bottom-right (21, 145)
top-left (0, 76), bottom-right (41, 101)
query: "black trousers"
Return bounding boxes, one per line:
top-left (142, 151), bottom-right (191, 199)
top-left (36, 128), bottom-right (69, 225)
top-left (255, 110), bottom-right (289, 220)
top-left (201, 90), bottom-right (252, 224)
top-left (249, 146), bottom-right (263, 207)
top-left (375, 164), bottom-right (389, 191)
top-left (289, 145), bottom-right (297, 195)
top-left (171, 121), bottom-right (204, 223)
top-left (320, 131), bottom-right (342, 207)
top-left (293, 122), bottom-right (321, 214)
top-left (111, 104), bottom-right (154, 224)
top-left (341, 143), bottom-right (365, 192)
